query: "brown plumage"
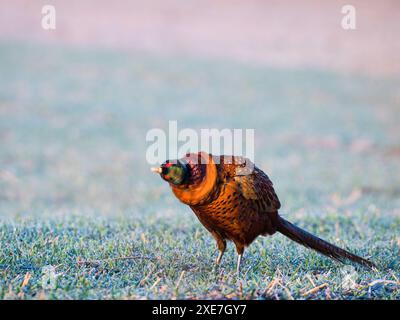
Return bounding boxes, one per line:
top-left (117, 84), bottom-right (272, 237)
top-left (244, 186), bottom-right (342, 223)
top-left (152, 152), bottom-right (376, 272)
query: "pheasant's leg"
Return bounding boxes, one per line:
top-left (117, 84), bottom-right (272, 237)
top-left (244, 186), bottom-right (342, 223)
top-left (216, 250), bottom-right (224, 265)
top-left (236, 254), bottom-right (242, 274)
top-left (234, 243), bottom-right (245, 275)
top-left (215, 239), bottom-right (226, 266)
top-left (212, 232), bottom-right (226, 266)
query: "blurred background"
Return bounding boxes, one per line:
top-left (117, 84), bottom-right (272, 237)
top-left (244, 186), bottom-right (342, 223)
top-left (0, 0), bottom-right (399, 219)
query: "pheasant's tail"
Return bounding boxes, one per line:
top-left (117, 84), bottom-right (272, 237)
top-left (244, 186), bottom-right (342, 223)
top-left (276, 216), bottom-right (376, 269)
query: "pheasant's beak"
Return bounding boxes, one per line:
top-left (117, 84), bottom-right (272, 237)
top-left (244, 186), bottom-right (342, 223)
top-left (151, 167), bottom-right (162, 174)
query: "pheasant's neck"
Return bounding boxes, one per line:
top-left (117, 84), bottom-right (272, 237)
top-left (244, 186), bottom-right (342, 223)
top-left (170, 153), bottom-right (218, 206)
top-left (186, 162), bottom-right (206, 185)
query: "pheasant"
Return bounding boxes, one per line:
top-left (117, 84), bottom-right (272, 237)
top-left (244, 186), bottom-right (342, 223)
top-left (151, 152), bottom-right (376, 273)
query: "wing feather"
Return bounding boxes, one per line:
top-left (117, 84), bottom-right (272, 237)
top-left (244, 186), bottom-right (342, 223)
top-left (219, 156), bottom-right (281, 212)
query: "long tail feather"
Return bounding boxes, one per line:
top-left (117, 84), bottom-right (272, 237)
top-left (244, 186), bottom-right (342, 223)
top-left (277, 216), bottom-right (376, 269)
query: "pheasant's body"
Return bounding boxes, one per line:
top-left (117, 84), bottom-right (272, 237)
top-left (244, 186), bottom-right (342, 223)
top-left (153, 152), bottom-right (375, 271)
top-left (187, 156), bottom-right (280, 254)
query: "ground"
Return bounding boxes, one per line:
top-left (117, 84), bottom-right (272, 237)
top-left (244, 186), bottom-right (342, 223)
top-left (0, 42), bottom-right (399, 299)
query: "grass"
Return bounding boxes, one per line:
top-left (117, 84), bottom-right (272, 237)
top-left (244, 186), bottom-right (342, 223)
top-left (0, 211), bottom-right (399, 299)
top-left (0, 41), bottom-right (399, 299)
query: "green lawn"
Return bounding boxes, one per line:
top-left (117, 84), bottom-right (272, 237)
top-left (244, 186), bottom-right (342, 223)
top-left (0, 42), bottom-right (399, 299)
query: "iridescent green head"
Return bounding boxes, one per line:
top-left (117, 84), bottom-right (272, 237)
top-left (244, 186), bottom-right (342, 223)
top-left (152, 160), bottom-right (189, 185)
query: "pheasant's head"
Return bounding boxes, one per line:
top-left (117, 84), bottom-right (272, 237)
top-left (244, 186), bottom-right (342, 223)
top-left (151, 152), bottom-right (218, 206)
top-left (151, 160), bottom-right (189, 186)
